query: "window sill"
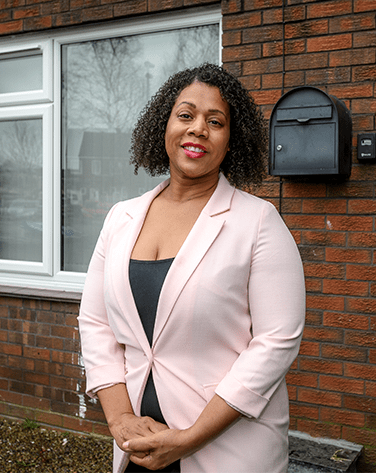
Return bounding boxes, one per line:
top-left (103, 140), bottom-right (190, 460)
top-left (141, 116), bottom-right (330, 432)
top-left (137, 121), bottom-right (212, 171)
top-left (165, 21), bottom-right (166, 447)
top-left (0, 285), bottom-right (82, 303)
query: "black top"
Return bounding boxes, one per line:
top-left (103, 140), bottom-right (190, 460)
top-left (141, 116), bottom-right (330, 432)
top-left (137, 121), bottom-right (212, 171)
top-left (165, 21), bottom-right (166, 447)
top-left (129, 258), bottom-right (174, 424)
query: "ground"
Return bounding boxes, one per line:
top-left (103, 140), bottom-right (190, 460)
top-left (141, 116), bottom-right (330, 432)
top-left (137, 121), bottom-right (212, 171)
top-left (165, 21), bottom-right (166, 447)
top-left (0, 418), bottom-right (112, 472)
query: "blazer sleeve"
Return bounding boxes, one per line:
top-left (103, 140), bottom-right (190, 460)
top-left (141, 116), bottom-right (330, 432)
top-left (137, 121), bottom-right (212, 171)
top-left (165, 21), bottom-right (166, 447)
top-left (78, 203), bottom-right (127, 398)
top-left (215, 201), bottom-right (306, 418)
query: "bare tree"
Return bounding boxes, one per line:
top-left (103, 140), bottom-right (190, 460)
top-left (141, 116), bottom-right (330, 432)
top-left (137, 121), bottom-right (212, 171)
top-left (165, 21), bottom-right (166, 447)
top-left (63, 37), bottom-right (146, 132)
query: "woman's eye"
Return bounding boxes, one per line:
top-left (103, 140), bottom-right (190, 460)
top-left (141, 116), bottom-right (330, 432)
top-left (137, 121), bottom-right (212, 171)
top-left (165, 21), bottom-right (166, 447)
top-left (179, 113), bottom-right (191, 119)
top-left (209, 119), bottom-right (222, 126)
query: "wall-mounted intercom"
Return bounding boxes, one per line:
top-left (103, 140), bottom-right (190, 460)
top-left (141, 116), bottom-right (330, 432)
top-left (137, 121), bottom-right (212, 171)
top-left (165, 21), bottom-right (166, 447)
top-left (269, 86), bottom-right (352, 178)
top-left (357, 133), bottom-right (375, 162)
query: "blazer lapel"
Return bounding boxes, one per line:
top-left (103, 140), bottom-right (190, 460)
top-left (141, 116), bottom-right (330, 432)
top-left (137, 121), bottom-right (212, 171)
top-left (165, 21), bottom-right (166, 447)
top-left (153, 174), bottom-right (235, 347)
top-left (111, 179), bottom-right (170, 357)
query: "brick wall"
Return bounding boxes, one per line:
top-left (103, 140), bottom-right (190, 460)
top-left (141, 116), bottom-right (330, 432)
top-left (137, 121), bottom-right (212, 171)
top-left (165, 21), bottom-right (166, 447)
top-left (0, 0), bottom-right (375, 470)
top-left (221, 1), bottom-right (376, 470)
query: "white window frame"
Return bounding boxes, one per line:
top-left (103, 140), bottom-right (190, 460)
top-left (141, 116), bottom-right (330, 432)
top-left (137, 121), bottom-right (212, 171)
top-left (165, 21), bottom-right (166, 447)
top-left (0, 104), bottom-right (53, 275)
top-left (0, 40), bottom-right (53, 107)
top-left (0, 6), bottom-right (222, 292)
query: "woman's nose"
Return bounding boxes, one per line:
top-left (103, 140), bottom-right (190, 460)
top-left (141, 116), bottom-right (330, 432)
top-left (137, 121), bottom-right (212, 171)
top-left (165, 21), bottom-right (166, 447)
top-left (188, 117), bottom-right (208, 137)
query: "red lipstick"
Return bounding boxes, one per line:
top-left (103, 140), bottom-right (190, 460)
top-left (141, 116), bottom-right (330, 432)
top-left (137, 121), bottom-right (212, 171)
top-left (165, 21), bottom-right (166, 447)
top-left (182, 142), bottom-right (207, 159)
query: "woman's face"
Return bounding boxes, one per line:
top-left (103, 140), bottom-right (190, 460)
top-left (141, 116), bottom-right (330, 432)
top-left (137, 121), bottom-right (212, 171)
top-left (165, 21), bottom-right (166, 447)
top-left (165, 81), bottom-right (230, 181)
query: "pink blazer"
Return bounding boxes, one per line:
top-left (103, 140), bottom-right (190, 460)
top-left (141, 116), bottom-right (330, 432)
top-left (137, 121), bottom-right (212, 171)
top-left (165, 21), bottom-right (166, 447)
top-left (78, 174), bottom-right (306, 473)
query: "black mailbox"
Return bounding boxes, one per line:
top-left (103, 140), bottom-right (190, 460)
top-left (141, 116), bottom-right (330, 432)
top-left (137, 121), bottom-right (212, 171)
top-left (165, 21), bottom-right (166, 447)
top-left (269, 86), bottom-right (352, 178)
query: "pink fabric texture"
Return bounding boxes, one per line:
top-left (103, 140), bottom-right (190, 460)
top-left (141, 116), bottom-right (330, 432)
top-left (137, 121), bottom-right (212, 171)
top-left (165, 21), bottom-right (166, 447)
top-left (78, 174), bottom-right (306, 473)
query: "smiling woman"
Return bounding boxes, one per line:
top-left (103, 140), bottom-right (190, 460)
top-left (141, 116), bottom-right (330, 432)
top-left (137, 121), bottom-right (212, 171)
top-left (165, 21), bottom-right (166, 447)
top-left (165, 81), bottom-right (230, 182)
top-left (78, 63), bottom-right (306, 473)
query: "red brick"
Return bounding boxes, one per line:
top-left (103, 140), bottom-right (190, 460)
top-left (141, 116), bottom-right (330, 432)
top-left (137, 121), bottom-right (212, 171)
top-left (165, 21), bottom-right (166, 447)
top-left (243, 57), bottom-right (282, 75)
top-left (320, 375), bottom-right (365, 394)
top-left (345, 363), bottom-right (376, 380)
top-left (326, 215), bottom-right (373, 231)
top-left (222, 11), bottom-right (261, 30)
top-left (297, 419), bottom-right (342, 438)
top-left (286, 52), bottom-right (329, 71)
top-left (329, 13), bottom-right (375, 33)
top-left (306, 67), bottom-right (351, 85)
top-left (306, 294), bottom-right (345, 311)
top-left (222, 30), bottom-right (241, 47)
top-left (301, 231), bottom-right (346, 247)
top-left (321, 407), bottom-right (365, 427)
top-left (148, 0), bottom-right (183, 11)
top-left (284, 215), bottom-right (326, 230)
top-left (23, 346), bottom-right (50, 361)
top-left (347, 298), bottom-right (376, 315)
top-left (283, 183), bottom-right (327, 198)
top-left (299, 341), bottom-right (320, 357)
top-left (353, 65), bottom-right (376, 82)
top-left (250, 89), bottom-right (281, 106)
top-left (13, 5), bottom-right (39, 18)
top-left (239, 74), bottom-right (261, 90)
top-left (304, 262), bottom-right (345, 279)
top-left (290, 403), bottom-right (319, 420)
top-left (352, 99), bottom-right (376, 114)
top-left (328, 83), bottom-right (374, 99)
top-left (326, 248), bottom-right (371, 264)
top-left (302, 199), bottom-right (347, 214)
top-left (347, 264), bottom-right (376, 281)
top-left (344, 396), bottom-right (376, 417)
top-left (243, 25), bottom-right (282, 44)
top-left (285, 20), bottom-right (328, 40)
top-left (307, 33), bottom-right (352, 53)
top-left (222, 44), bottom-right (261, 62)
top-left (300, 246), bottom-right (325, 262)
top-left (23, 15), bottom-right (52, 30)
top-left (244, 0), bottom-right (281, 9)
top-left (329, 48), bottom-right (376, 67)
top-left (298, 388), bottom-right (342, 407)
top-left (300, 357), bottom-right (343, 375)
top-left (221, 0), bottom-right (242, 14)
top-left (370, 350), bottom-right (376, 364)
top-left (305, 311), bottom-right (323, 327)
top-left (327, 181), bottom-right (374, 198)
top-left (0, 19), bottom-right (23, 34)
top-left (305, 278), bottom-right (322, 293)
top-left (323, 311), bottom-right (369, 329)
top-left (321, 343), bottom-right (368, 363)
top-left (0, 342), bottom-right (22, 356)
top-left (324, 278), bottom-right (369, 298)
top-left (348, 199), bottom-right (376, 214)
top-left (352, 114), bottom-right (375, 132)
top-left (365, 381), bottom-right (376, 397)
top-left (307, 0), bottom-right (352, 18)
top-left (286, 371), bottom-right (318, 388)
top-left (354, 0), bottom-right (376, 13)
top-left (345, 331), bottom-right (376, 348)
top-left (24, 372), bottom-right (50, 386)
top-left (303, 326), bottom-right (344, 343)
top-left (343, 425), bottom-right (376, 447)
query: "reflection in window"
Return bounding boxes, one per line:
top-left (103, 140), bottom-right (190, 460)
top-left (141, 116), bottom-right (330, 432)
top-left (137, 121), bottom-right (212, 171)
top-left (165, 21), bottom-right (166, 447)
top-left (0, 54), bottom-right (43, 94)
top-left (61, 24), bottom-right (219, 272)
top-left (0, 119), bottom-right (42, 262)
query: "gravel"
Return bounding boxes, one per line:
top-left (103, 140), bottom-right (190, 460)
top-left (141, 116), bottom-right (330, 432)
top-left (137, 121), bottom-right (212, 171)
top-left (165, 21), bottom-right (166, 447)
top-left (0, 418), bottom-right (113, 472)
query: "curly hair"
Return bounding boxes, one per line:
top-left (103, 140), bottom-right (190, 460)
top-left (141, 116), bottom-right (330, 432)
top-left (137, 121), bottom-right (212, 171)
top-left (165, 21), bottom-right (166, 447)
top-left (130, 63), bottom-right (267, 188)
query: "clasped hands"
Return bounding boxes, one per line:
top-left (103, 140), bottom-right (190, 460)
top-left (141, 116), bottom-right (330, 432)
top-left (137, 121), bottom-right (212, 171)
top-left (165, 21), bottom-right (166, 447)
top-left (110, 412), bottom-right (192, 470)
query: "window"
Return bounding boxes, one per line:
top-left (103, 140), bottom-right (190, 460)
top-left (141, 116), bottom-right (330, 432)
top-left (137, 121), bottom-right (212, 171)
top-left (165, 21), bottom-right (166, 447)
top-left (0, 8), bottom-right (221, 290)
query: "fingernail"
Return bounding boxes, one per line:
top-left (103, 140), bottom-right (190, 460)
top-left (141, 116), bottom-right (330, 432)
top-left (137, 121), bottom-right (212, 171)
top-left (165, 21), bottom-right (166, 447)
top-left (123, 441), bottom-right (129, 449)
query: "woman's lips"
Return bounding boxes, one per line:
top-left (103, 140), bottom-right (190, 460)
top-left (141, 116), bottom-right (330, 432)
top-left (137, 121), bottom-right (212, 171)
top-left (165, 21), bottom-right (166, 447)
top-left (182, 144), bottom-right (207, 159)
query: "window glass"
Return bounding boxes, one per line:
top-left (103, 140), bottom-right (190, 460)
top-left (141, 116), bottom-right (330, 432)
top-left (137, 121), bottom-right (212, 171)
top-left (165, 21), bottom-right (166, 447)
top-left (61, 24), bottom-right (219, 272)
top-left (0, 54), bottom-right (43, 93)
top-left (0, 119), bottom-right (43, 262)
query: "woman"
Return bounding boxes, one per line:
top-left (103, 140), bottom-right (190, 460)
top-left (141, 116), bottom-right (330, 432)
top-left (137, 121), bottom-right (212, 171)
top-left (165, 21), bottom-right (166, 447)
top-left (78, 63), bottom-right (306, 473)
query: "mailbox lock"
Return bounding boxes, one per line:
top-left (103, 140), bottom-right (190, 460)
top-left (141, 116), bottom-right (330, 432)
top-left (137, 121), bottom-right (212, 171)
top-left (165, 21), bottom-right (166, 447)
top-left (276, 145), bottom-right (283, 151)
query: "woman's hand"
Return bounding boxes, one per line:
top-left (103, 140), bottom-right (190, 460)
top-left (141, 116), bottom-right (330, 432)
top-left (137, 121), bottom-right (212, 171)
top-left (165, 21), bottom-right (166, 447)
top-left (109, 412), bottom-right (169, 458)
top-left (122, 428), bottom-right (191, 470)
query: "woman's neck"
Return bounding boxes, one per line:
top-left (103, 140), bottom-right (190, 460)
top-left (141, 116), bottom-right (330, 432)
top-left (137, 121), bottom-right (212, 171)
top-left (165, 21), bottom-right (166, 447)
top-left (162, 173), bottom-right (220, 204)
